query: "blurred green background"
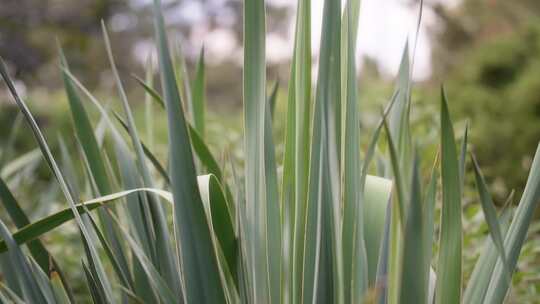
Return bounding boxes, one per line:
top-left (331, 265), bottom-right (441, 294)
top-left (1, 0), bottom-right (540, 301)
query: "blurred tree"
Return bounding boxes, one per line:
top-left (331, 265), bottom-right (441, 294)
top-left (0, 0), bottom-right (134, 86)
top-left (427, 0), bottom-right (540, 200)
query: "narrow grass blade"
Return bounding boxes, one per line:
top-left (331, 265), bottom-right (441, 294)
top-left (374, 201), bottom-right (393, 304)
top-left (0, 187), bottom-right (175, 253)
top-left (0, 252), bottom-right (22, 296)
top-left (175, 41), bottom-right (194, 121)
top-left (302, 0), bottom-right (342, 302)
top-left (197, 174), bottom-right (240, 302)
top-left (399, 152), bottom-right (426, 304)
top-left (0, 177), bottom-right (49, 270)
top-left (81, 261), bottom-right (106, 303)
top-left (0, 57), bottom-right (115, 302)
top-left (197, 174), bottom-right (237, 281)
top-left (0, 173), bottom-right (75, 301)
top-left (483, 143), bottom-right (540, 303)
top-left (51, 272), bottom-right (71, 304)
top-left (359, 92), bottom-right (399, 288)
top-left (265, 90), bottom-right (281, 303)
top-left (243, 0), bottom-right (271, 302)
top-left (153, 0), bottom-right (226, 302)
top-left (109, 213), bottom-right (178, 304)
top-left (129, 75), bottom-right (228, 183)
top-left (422, 155), bottom-right (438, 304)
top-left (463, 209), bottom-right (512, 304)
top-left (102, 23), bottom-right (181, 292)
top-left (192, 48), bottom-right (206, 136)
top-left (144, 57), bottom-right (155, 149)
top-left (0, 219), bottom-right (47, 303)
top-left (341, 0), bottom-right (366, 301)
top-left (281, 53), bottom-right (297, 304)
top-left (113, 138), bottom-right (160, 303)
top-left (132, 74), bottom-right (165, 108)
top-left (382, 114), bottom-right (406, 224)
top-left (459, 123), bottom-right (468, 189)
top-left (471, 153), bottom-right (509, 278)
top-left (388, 44), bottom-right (412, 184)
top-left (436, 87), bottom-right (462, 304)
top-left (284, 0), bottom-right (312, 302)
top-left (59, 47), bottom-right (130, 284)
top-left (269, 81), bottom-right (279, 120)
top-left (113, 112), bottom-right (170, 184)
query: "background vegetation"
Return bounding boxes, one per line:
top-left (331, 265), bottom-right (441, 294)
top-left (0, 0), bottom-right (539, 302)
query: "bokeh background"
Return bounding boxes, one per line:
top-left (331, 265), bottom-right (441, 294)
top-left (1, 0), bottom-right (540, 301)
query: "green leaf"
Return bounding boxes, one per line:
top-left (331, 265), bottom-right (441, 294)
top-left (359, 91), bottom-right (399, 289)
top-left (302, 0), bottom-right (342, 303)
top-left (362, 175), bottom-right (393, 288)
top-left (197, 174), bottom-right (237, 282)
top-left (59, 47), bottom-right (130, 289)
top-left (113, 112), bottom-right (170, 184)
top-left (483, 143), bottom-right (540, 304)
top-left (108, 213), bottom-right (178, 304)
top-left (470, 153), bottom-right (509, 280)
top-left (243, 0), bottom-right (273, 301)
top-left (192, 48), bottom-right (206, 136)
top-left (0, 176), bottom-right (50, 271)
top-left (197, 174), bottom-right (240, 302)
top-left (132, 74), bottom-right (165, 108)
top-left (463, 209), bottom-right (512, 304)
top-left (282, 0), bottom-right (312, 302)
top-left (0, 56), bottom-right (114, 302)
top-left (101, 23), bottom-right (181, 292)
top-left (0, 188), bottom-right (172, 253)
top-left (422, 156), bottom-right (438, 304)
top-left (341, 0), bottom-right (366, 302)
top-left (268, 81), bottom-right (279, 120)
top-left (264, 89), bottom-right (281, 304)
top-left (436, 87), bottom-right (462, 304)
top-left (130, 74), bottom-right (228, 184)
top-left (0, 219), bottom-right (46, 303)
top-left (153, 0), bottom-right (226, 302)
top-left (51, 272), bottom-right (71, 304)
top-left (400, 152), bottom-right (426, 304)
top-left (459, 123), bottom-right (468, 189)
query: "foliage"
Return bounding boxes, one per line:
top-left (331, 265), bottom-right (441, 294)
top-left (429, 0), bottom-right (540, 199)
top-left (0, 0), bottom-right (539, 303)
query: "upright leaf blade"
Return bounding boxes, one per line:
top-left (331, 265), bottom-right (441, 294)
top-left (302, 0), bottom-right (342, 303)
top-left (436, 88), bottom-right (462, 304)
top-left (265, 88), bottom-right (281, 304)
top-left (243, 0), bottom-right (271, 301)
top-left (281, 0), bottom-right (312, 302)
top-left (153, 0), bottom-right (225, 302)
top-left (101, 23), bottom-right (181, 293)
top-left (471, 153), bottom-right (509, 277)
top-left (192, 48), bottom-right (206, 136)
top-left (341, 0), bottom-right (366, 302)
top-left (399, 152), bottom-right (426, 304)
top-left (483, 143), bottom-right (540, 304)
top-left (0, 57), bottom-right (115, 302)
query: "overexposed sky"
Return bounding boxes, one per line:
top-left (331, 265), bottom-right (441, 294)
top-left (300, 0), bottom-right (460, 80)
top-left (131, 0), bottom-right (461, 81)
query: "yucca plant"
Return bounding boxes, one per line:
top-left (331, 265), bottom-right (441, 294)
top-left (0, 0), bottom-right (539, 303)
